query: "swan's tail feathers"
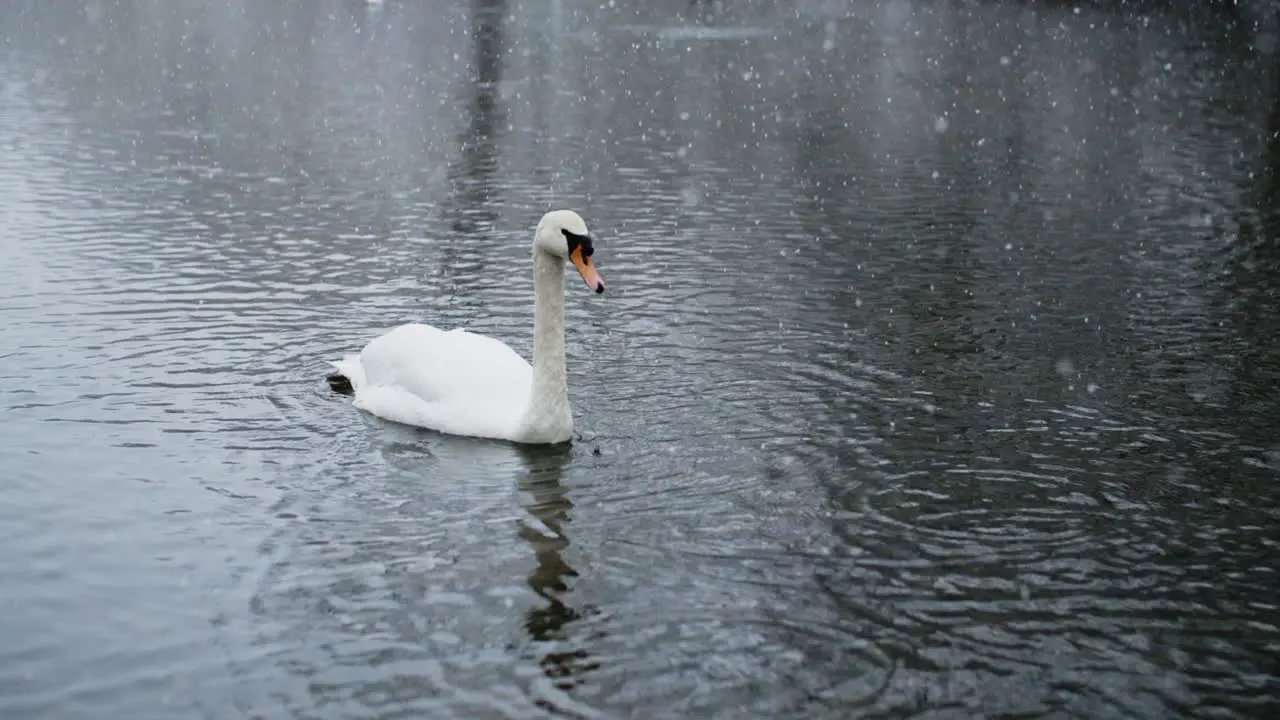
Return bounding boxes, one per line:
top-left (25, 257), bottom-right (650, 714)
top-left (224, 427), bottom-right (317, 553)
top-left (326, 355), bottom-right (366, 396)
top-left (326, 373), bottom-right (354, 395)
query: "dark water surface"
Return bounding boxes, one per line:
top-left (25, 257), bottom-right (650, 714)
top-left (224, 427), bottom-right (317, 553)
top-left (2, 1), bottom-right (1278, 717)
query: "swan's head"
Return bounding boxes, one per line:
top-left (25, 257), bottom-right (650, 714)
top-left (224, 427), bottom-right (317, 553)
top-left (534, 209), bottom-right (605, 294)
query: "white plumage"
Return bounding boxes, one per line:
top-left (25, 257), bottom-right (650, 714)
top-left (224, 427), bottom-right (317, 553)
top-left (328, 210), bottom-right (605, 445)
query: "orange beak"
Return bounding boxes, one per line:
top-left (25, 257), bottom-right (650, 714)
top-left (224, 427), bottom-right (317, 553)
top-left (570, 245), bottom-right (605, 294)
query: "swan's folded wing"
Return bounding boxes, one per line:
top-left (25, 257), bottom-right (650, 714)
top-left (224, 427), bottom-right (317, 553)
top-left (358, 323), bottom-right (532, 406)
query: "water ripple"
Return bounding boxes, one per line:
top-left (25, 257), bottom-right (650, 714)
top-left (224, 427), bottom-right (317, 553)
top-left (2, 2), bottom-right (1279, 719)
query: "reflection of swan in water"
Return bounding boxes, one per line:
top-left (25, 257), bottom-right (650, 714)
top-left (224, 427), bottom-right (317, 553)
top-left (370, 434), bottom-right (602, 692)
top-left (515, 444), bottom-right (600, 693)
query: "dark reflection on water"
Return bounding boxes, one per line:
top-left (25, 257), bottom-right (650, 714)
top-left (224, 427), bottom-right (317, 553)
top-left (2, 0), bottom-right (1278, 717)
top-left (446, 0), bottom-right (506, 239)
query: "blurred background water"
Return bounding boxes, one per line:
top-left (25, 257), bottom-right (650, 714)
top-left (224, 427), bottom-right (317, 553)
top-left (1, 0), bottom-right (1277, 717)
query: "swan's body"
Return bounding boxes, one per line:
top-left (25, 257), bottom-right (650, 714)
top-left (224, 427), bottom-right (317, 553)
top-left (329, 324), bottom-right (538, 441)
top-left (327, 210), bottom-right (605, 445)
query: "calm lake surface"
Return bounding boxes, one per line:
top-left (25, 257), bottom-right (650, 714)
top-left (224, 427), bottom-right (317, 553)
top-left (2, 1), bottom-right (1278, 717)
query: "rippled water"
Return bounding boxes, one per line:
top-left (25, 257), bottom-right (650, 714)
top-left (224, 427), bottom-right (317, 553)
top-left (2, 1), bottom-right (1278, 717)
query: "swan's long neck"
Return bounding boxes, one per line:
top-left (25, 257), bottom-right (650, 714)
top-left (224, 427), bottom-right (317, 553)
top-left (518, 248), bottom-right (572, 443)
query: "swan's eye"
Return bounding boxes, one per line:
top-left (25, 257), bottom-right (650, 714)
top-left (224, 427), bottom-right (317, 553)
top-left (561, 229), bottom-right (594, 257)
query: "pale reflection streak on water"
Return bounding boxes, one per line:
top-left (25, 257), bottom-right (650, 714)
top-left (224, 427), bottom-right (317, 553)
top-left (1, 0), bottom-right (1279, 718)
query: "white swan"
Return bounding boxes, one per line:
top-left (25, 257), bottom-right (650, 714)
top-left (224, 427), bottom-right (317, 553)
top-left (326, 210), bottom-right (605, 445)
